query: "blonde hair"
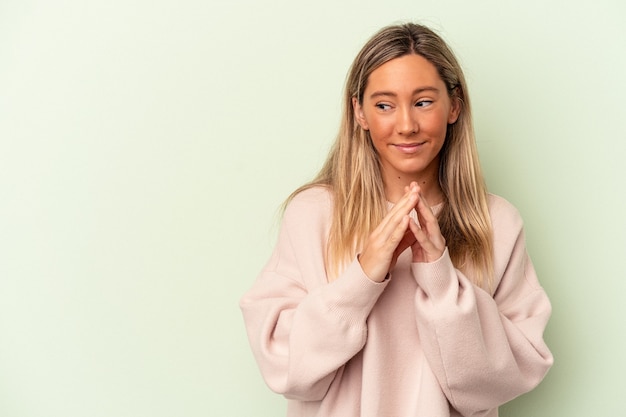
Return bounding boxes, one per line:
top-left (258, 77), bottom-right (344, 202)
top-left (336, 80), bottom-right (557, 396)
top-left (287, 23), bottom-right (494, 289)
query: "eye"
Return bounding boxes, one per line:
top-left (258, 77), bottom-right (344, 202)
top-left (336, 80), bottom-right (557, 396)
top-left (375, 103), bottom-right (392, 111)
top-left (415, 100), bottom-right (433, 108)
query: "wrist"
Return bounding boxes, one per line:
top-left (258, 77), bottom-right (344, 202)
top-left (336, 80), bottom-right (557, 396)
top-left (357, 254), bottom-right (388, 283)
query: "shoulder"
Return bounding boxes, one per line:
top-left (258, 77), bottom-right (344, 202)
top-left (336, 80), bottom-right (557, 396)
top-left (285, 186), bottom-right (333, 217)
top-left (487, 193), bottom-right (523, 225)
top-left (487, 193), bottom-right (524, 241)
top-left (287, 186), bottom-right (333, 209)
top-left (282, 186), bottom-right (334, 234)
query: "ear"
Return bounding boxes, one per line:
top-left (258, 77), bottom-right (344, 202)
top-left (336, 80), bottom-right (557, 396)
top-left (447, 96), bottom-right (461, 124)
top-left (352, 97), bottom-right (369, 130)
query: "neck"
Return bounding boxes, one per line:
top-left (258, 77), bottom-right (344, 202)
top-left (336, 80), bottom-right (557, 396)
top-left (383, 169), bottom-right (443, 206)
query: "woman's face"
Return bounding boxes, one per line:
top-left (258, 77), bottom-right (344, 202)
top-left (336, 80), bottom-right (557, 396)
top-left (353, 54), bottom-right (460, 186)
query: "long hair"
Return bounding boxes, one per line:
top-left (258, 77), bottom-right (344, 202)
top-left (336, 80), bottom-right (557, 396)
top-left (287, 23), bottom-right (494, 289)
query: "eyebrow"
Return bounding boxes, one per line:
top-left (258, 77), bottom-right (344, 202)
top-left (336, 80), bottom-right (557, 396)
top-left (369, 87), bottom-right (440, 99)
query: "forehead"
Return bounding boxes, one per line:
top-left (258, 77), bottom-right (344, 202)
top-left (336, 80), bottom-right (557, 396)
top-left (365, 54), bottom-right (445, 94)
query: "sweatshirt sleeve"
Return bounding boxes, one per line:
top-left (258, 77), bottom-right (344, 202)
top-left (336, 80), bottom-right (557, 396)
top-left (411, 196), bottom-right (553, 417)
top-left (239, 188), bottom-right (388, 401)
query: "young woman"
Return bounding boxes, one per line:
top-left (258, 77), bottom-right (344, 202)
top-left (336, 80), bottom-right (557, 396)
top-left (240, 23), bottom-right (553, 417)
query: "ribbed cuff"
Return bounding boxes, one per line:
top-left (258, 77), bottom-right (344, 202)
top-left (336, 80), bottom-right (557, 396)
top-left (324, 257), bottom-right (389, 324)
top-left (411, 248), bottom-right (455, 300)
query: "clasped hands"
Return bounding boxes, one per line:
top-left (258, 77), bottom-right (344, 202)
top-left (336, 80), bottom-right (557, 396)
top-left (358, 182), bottom-right (446, 283)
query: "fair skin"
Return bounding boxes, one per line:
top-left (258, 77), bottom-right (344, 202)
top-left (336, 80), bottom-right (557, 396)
top-left (352, 53), bottom-right (461, 282)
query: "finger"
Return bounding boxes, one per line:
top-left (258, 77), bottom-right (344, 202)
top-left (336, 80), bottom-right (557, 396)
top-left (409, 216), bottom-right (428, 244)
top-left (368, 213), bottom-right (411, 256)
top-left (410, 210), bottom-right (446, 262)
top-left (418, 201), bottom-right (445, 246)
top-left (409, 218), bottom-right (440, 257)
top-left (415, 196), bottom-right (442, 234)
top-left (377, 187), bottom-right (419, 231)
top-left (385, 214), bottom-right (412, 249)
top-left (396, 224), bottom-right (417, 255)
top-left (395, 185), bottom-right (420, 212)
top-left (360, 214), bottom-right (412, 281)
top-left (379, 182), bottom-right (421, 237)
top-left (369, 183), bottom-right (422, 256)
top-left (408, 218), bottom-right (425, 261)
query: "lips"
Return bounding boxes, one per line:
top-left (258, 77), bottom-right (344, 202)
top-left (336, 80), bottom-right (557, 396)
top-left (393, 142), bottom-right (426, 154)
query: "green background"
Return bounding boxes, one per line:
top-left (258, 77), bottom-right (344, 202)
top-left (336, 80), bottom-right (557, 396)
top-left (1, 0), bottom-right (624, 416)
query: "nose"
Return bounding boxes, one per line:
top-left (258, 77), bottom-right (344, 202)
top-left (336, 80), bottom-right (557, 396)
top-left (396, 106), bottom-right (418, 135)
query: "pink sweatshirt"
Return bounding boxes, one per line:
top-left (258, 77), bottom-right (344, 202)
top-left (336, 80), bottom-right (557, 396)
top-left (240, 187), bottom-right (553, 417)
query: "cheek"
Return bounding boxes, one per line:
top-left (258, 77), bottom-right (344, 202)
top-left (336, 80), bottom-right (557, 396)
top-left (426, 112), bottom-right (451, 137)
top-left (366, 115), bottom-right (393, 139)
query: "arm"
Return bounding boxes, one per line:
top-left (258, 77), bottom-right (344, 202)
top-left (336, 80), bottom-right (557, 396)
top-left (411, 198), bottom-right (553, 417)
top-left (239, 189), bottom-right (388, 400)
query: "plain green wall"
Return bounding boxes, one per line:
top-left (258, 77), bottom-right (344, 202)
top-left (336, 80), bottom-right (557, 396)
top-left (1, 0), bottom-right (625, 416)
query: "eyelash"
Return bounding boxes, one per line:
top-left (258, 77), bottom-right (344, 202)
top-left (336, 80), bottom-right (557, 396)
top-left (374, 100), bottom-right (433, 111)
